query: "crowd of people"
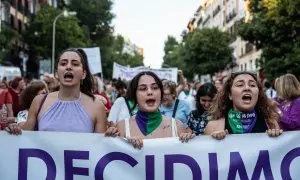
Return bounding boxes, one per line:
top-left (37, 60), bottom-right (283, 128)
top-left (2, 48), bottom-right (300, 149)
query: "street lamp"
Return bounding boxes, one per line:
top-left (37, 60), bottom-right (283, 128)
top-left (52, 10), bottom-right (77, 73)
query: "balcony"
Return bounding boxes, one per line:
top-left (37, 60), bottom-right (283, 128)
top-left (203, 15), bottom-right (211, 26)
top-left (226, 10), bottom-right (237, 23)
top-left (213, 5), bottom-right (221, 17)
top-left (245, 43), bottom-right (254, 54)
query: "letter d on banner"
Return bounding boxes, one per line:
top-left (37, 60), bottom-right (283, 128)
top-left (18, 149), bottom-right (56, 180)
top-left (165, 154), bottom-right (202, 180)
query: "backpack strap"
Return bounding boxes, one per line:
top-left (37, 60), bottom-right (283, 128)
top-left (34, 93), bottom-right (48, 131)
top-left (171, 118), bottom-right (178, 137)
top-left (172, 99), bottom-right (179, 118)
top-left (124, 118), bottom-right (131, 138)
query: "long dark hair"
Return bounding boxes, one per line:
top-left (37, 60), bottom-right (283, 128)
top-left (128, 71), bottom-right (163, 110)
top-left (55, 48), bottom-right (95, 100)
top-left (196, 83), bottom-right (217, 114)
top-left (210, 71), bottom-right (278, 128)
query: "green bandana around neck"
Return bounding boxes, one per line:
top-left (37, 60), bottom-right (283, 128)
top-left (228, 109), bottom-right (257, 134)
top-left (136, 110), bottom-right (163, 136)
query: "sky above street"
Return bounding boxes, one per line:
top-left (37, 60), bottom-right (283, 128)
top-left (112, 0), bottom-right (203, 68)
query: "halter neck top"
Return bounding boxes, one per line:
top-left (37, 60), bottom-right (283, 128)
top-left (38, 92), bottom-right (94, 133)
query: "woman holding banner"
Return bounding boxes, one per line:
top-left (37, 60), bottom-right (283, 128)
top-left (6, 49), bottom-right (108, 134)
top-left (187, 83), bottom-right (217, 135)
top-left (204, 72), bottom-right (282, 139)
top-left (110, 71), bottom-right (194, 149)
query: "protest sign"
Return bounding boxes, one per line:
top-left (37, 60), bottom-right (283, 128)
top-left (82, 47), bottom-right (102, 74)
top-left (112, 62), bottom-right (178, 82)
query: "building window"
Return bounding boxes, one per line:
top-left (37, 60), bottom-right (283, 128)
top-left (240, 64), bottom-right (243, 71)
top-left (255, 59), bottom-right (259, 68)
top-left (24, 0), bottom-right (29, 16)
top-left (2, 3), bottom-right (10, 23)
top-left (10, 15), bottom-right (15, 29)
top-left (249, 60), bottom-right (253, 70)
top-left (203, 15), bottom-right (211, 26)
top-left (244, 63), bottom-right (247, 71)
top-left (18, 19), bottom-right (22, 33)
top-left (241, 47), bottom-right (244, 56)
top-left (9, 0), bottom-right (16, 8)
top-left (18, 0), bottom-right (23, 12)
top-left (213, 5), bottom-right (221, 17)
top-left (245, 42), bottom-right (254, 54)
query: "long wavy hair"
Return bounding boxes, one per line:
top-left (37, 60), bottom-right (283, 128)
top-left (210, 72), bottom-right (278, 128)
top-left (55, 48), bottom-right (95, 100)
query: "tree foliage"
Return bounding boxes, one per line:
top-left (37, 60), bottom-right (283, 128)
top-left (162, 28), bottom-right (233, 79)
top-left (238, 0), bottom-right (300, 78)
top-left (24, 4), bottom-right (88, 58)
top-left (103, 35), bottom-right (144, 78)
top-left (0, 27), bottom-right (20, 61)
top-left (68, 0), bottom-right (115, 78)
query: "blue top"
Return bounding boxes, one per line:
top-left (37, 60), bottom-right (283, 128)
top-left (159, 99), bottom-right (191, 127)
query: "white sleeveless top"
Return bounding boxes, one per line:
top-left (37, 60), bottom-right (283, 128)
top-left (124, 118), bottom-right (178, 138)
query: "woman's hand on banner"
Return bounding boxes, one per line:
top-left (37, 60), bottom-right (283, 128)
top-left (105, 127), bottom-right (120, 137)
top-left (1, 117), bottom-right (16, 124)
top-left (179, 132), bottom-right (195, 143)
top-left (128, 136), bottom-right (143, 149)
top-left (266, 129), bottom-right (283, 137)
top-left (5, 123), bottom-right (22, 135)
top-left (211, 129), bottom-right (228, 140)
top-left (105, 122), bottom-right (120, 137)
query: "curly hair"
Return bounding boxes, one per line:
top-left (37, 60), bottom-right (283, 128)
top-left (210, 71), bottom-right (278, 129)
top-left (162, 81), bottom-right (177, 98)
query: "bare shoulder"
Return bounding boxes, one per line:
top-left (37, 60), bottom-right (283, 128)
top-left (94, 94), bottom-right (107, 104)
top-left (32, 92), bottom-right (53, 107)
top-left (81, 94), bottom-right (102, 106)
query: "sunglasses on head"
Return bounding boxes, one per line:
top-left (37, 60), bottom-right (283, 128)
top-left (231, 71), bottom-right (257, 78)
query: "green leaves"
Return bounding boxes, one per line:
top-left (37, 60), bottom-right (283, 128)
top-left (162, 28), bottom-right (233, 79)
top-left (239, 0), bottom-right (300, 78)
top-left (0, 27), bottom-right (20, 50)
top-left (24, 4), bottom-right (88, 58)
top-left (101, 35), bottom-right (144, 78)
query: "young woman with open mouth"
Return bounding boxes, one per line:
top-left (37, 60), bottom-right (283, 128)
top-left (108, 71), bottom-right (194, 149)
top-left (6, 49), bottom-right (107, 134)
top-left (205, 72), bottom-right (282, 139)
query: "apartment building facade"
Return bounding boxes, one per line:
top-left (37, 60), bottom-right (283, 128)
top-left (187, 0), bottom-right (261, 82)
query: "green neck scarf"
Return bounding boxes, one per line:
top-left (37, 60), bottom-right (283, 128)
top-left (136, 110), bottom-right (163, 136)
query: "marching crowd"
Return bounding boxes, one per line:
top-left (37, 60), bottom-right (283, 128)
top-left (1, 48), bottom-right (300, 149)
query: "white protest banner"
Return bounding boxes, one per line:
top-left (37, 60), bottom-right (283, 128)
top-left (112, 62), bottom-right (178, 82)
top-left (1, 131), bottom-right (300, 179)
top-left (81, 47), bottom-right (102, 74)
